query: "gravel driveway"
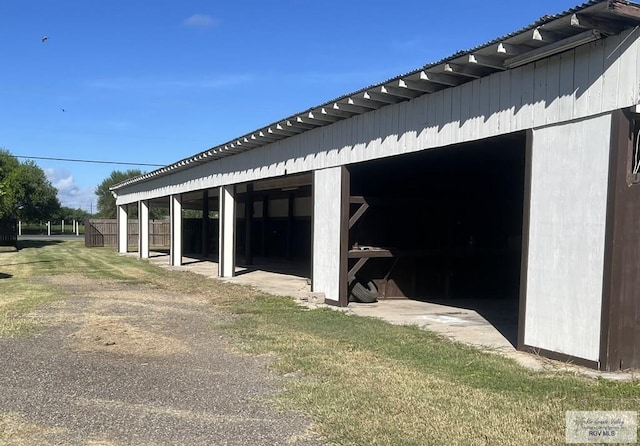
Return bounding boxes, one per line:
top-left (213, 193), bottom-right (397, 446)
top-left (0, 275), bottom-right (324, 445)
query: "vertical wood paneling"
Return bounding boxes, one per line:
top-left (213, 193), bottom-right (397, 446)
top-left (384, 101), bottom-right (398, 156)
top-left (616, 29), bottom-right (639, 106)
top-left (533, 58), bottom-right (548, 128)
top-left (499, 70), bottom-right (512, 134)
top-left (459, 81), bottom-right (473, 141)
top-left (398, 100), bottom-right (410, 152)
top-left (451, 85), bottom-right (462, 144)
top-left (558, 50), bottom-right (576, 121)
top-left (423, 89), bottom-right (438, 149)
top-left (479, 77), bottom-right (491, 137)
top-left (573, 43), bottom-right (591, 118)
top-left (369, 107), bottom-right (380, 156)
top-left (312, 167), bottom-right (343, 302)
top-left (602, 32), bottom-right (622, 112)
top-left (545, 55), bottom-right (561, 125)
top-left (587, 39), bottom-right (606, 116)
top-left (326, 118), bottom-right (336, 166)
top-left (520, 63), bottom-right (535, 129)
top-left (489, 73), bottom-right (501, 135)
top-left (465, 80), bottom-right (484, 141)
top-left (526, 114), bottom-right (612, 361)
top-left (442, 86), bottom-right (453, 144)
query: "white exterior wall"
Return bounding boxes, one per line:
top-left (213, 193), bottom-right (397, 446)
top-left (524, 114), bottom-right (612, 362)
top-left (312, 167), bottom-right (343, 302)
top-left (115, 30), bottom-right (639, 206)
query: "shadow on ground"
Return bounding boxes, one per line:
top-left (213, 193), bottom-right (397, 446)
top-left (17, 240), bottom-right (65, 250)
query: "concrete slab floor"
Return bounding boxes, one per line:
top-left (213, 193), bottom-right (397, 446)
top-left (132, 252), bottom-right (635, 381)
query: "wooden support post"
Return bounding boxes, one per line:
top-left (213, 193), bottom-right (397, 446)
top-left (219, 185), bottom-right (236, 277)
top-left (170, 194), bottom-right (182, 266)
top-left (139, 199), bottom-right (150, 259)
top-left (117, 205), bottom-right (128, 254)
top-left (244, 184), bottom-right (253, 265)
top-left (202, 190), bottom-right (209, 258)
top-left (339, 166), bottom-right (350, 307)
top-left (261, 196), bottom-right (269, 257)
top-left (286, 192), bottom-right (294, 260)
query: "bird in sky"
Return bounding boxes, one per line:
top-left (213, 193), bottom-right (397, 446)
top-left (61, 108), bottom-right (67, 112)
top-left (41, 35), bottom-right (48, 43)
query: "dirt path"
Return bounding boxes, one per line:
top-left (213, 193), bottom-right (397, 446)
top-left (0, 275), bottom-right (324, 445)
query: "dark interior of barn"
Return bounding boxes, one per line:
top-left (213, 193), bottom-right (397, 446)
top-left (348, 133), bottom-right (526, 343)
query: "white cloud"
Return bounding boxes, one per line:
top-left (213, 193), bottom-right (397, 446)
top-left (45, 168), bottom-right (96, 212)
top-left (183, 13), bottom-right (218, 29)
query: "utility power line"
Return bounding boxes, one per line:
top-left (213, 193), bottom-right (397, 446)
top-left (15, 155), bottom-right (164, 167)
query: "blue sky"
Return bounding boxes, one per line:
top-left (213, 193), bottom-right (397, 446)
top-left (0, 0), bottom-right (582, 212)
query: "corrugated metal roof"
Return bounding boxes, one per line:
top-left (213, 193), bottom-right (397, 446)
top-left (112, 0), bottom-right (640, 192)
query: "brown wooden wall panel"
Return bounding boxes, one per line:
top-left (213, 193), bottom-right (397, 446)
top-left (601, 110), bottom-right (640, 371)
top-left (84, 219), bottom-right (169, 248)
top-left (0, 219), bottom-right (17, 247)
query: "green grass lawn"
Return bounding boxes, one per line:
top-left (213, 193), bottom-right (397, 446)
top-left (1, 240), bottom-right (638, 445)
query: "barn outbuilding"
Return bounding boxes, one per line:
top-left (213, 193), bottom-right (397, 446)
top-left (111, 0), bottom-right (640, 371)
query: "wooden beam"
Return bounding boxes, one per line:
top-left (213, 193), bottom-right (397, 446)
top-left (245, 184), bottom-right (253, 265)
top-left (444, 63), bottom-right (482, 79)
top-left (224, 145), bottom-right (242, 153)
top-left (236, 138), bottom-right (260, 148)
top-left (468, 54), bottom-right (506, 70)
top-left (333, 101), bottom-right (370, 114)
top-left (418, 70), bottom-right (463, 86)
top-left (254, 131), bottom-right (280, 143)
top-left (321, 106), bottom-right (356, 119)
top-left (397, 79), bottom-right (438, 93)
top-left (293, 116), bottom-right (327, 127)
top-left (380, 85), bottom-right (422, 99)
top-left (349, 200), bottom-right (369, 229)
top-left (496, 42), bottom-right (530, 57)
top-left (307, 111), bottom-right (341, 123)
top-left (609, 0), bottom-right (640, 20)
top-left (570, 13), bottom-right (624, 35)
top-left (532, 27), bottom-right (562, 44)
top-left (268, 124), bottom-right (299, 137)
top-left (363, 91), bottom-right (402, 104)
top-left (348, 97), bottom-right (384, 110)
top-left (288, 118), bottom-right (317, 130)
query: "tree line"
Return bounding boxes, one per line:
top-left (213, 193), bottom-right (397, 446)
top-left (1, 148), bottom-right (165, 222)
top-left (0, 149), bottom-right (68, 222)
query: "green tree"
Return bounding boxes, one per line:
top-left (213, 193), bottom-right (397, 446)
top-left (95, 170), bottom-right (168, 220)
top-left (0, 149), bottom-right (20, 215)
top-left (54, 206), bottom-right (91, 222)
top-left (95, 170), bottom-right (144, 218)
top-left (0, 150), bottom-right (60, 221)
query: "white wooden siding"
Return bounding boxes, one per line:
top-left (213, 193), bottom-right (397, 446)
top-left (312, 167), bottom-right (342, 302)
top-left (524, 114), bottom-right (611, 362)
top-left (115, 29), bottom-right (640, 205)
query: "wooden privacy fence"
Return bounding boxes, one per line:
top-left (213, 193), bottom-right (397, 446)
top-left (0, 218), bottom-right (18, 247)
top-left (85, 219), bottom-right (170, 248)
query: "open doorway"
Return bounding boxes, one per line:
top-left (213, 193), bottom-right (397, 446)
top-left (348, 132), bottom-right (526, 346)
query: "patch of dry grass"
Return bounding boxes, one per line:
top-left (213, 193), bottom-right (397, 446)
top-left (0, 411), bottom-right (64, 446)
top-left (1, 240), bottom-right (639, 445)
top-left (222, 297), bottom-right (640, 445)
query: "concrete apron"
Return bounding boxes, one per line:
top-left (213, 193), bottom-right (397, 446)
top-left (136, 252), bottom-right (632, 380)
